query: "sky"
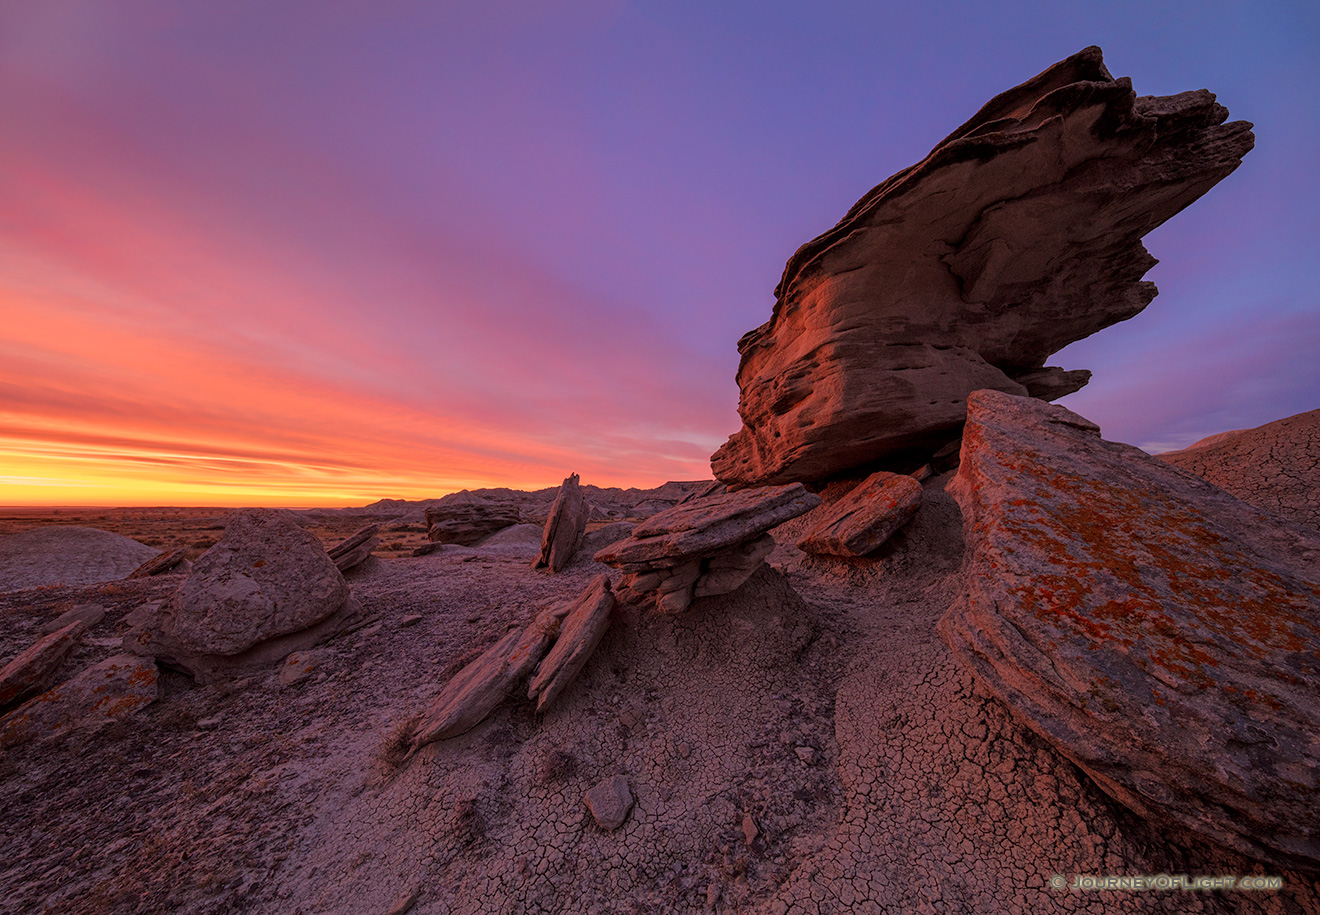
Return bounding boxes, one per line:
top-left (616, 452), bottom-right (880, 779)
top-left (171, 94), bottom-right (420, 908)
top-left (1, 1), bottom-right (1316, 507)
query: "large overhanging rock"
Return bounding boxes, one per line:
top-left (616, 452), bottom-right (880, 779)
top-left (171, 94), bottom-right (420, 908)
top-left (939, 389), bottom-right (1320, 872)
top-left (711, 46), bottom-right (1254, 486)
top-left (595, 484), bottom-right (820, 612)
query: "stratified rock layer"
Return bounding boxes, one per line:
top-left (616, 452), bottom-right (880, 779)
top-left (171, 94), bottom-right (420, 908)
top-left (1159, 407), bottom-right (1320, 530)
top-left (797, 470), bottom-right (923, 556)
top-left (0, 654), bottom-right (158, 749)
top-left (425, 502), bottom-right (522, 546)
top-left (940, 389), bottom-right (1320, 872)
top-left (595, 484), bottom-right (820, 612)
top-left (712, 46), bottom-right (1254, 486)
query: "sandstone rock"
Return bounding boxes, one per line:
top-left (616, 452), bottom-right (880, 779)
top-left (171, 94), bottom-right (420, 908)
top-left (597, 484), bottom-right (820, 613)
top-left (37, 603), bottom-right (105, 636)
top-left (577, 522), bottom-right (636, 561)
top-left (128, 546), bottom-right (190, 578)
top-left (425, 502), bottom-right (522, 546)
top-left (327, 523), bottom-right (380, 572)
top-left (798, 471), bottom-right (923, 557)
top-left (939, 389), bottom-right (1320, 872)
top-left (411, 604), bottom-right (567, 750)
top-left (0, 620), bottom-right (88, 708)
top-left (584, 775), bottom-right (633, 830)
top-left (711, 46), bottom-right (1254, 486)
top-left (131, 510), bottom-right (359, 683)
top-left (278, 650), bottom-right (323, 687)
top-left (0, 654), bottom-right (157, 749)
top-left (1159, 408), bottom-right (1320, 530)
top-left (527, 575), bottom-right (615, 712)
top-left (534, 474), bottom-right (589, 573)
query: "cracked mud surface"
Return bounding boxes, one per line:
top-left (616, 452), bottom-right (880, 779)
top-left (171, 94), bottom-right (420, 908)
top-left (2, 478), bottom-right (1317, 913)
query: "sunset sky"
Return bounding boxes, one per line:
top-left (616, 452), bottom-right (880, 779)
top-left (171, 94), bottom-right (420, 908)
top-left (2, 2), bottom-right (1317, 506)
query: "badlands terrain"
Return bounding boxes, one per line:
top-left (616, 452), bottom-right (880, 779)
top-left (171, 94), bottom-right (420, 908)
top-left (2, 47), bottom-right (1318, 914)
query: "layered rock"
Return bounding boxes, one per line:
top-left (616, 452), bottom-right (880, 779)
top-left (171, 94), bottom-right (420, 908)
top-left (128, 510), bottom-right (361, 683)
top-left (0, 620), bottom-right (88, 709)
top-left (1158, 407), bottom-right (1320, 530)
top-left (425, 502), bottom-right (522, 546)
top-left (527, 574), bottom-right (614, 712)
top-left (595, 484), bottom-right (820, 612)
top-left (128, 546), bottom-right (190, 578)
top-left (939, 389), bottom-right (1320, 872)
top-left (798, 470), bottom-right (923, 556)
top-left (711, 46), bottom-right (1254, 486)
top-left (328, 524), bottom-right (380, 572)
top-left (534, 473), bottom-right (588, 572)
top-left (0, 654), bottom-right (157, 749)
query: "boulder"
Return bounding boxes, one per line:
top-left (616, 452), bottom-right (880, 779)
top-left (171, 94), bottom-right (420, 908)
top-left (534, 473), bottom-right (589, 572)
top-left (0, 620), bottom-right (88, 709)
top-left (0, 654), bottom-right (157, 749)
top-left (595, 484), bottom-right (820, 613)
top-left (129, 510), bottom-right (360, 683)
top-left (128, 545), bottom-right (190, 578)
top-left (939, 389), bottom-right (1320, 872)
top-left (1158, 408), bottom-right (1320, 530)
top-left (710, 46), bottom-right (1254, 486)
top-left (328, 524), bottom-right (380, 572)
top-left (798, 471), bottom-right (923, 557)
top-left (425, 502), bottom-right (522, 546)
top-left (527, 575), bottom-right (615, 712)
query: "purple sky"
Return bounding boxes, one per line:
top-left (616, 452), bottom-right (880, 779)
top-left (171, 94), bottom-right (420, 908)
top-left (1, 1), bottom-right (1317, 504)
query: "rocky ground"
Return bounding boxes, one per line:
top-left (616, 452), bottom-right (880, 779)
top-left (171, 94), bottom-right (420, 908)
top-left (1, 469), bottom-right (1316, 914)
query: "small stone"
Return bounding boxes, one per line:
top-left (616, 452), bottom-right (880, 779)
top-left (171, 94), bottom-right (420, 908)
top-left (706, 884), bottom-right (721, 907)
top-left (398, 614), bottom-right (423, 628)
top-left (278, 650), bottom-right (320, 686)
top-left (584, 775), bottom-right (634, 830)
top-left (386, 887), bottom-right (420, 915)
top-left (676, 742), bottom-right (691, 759)
top-left (795, 746), bottom-right (817, 764)
top-left (741, 813), bottom-right (759, 845)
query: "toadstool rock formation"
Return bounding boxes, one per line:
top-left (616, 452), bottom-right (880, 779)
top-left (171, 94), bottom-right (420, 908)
top-left (594, 483), bottom-right (821, 612)
top-left (939, 389), bottom-right (1320, 873)
top-left (711, 45), bottom-right (1254, 487)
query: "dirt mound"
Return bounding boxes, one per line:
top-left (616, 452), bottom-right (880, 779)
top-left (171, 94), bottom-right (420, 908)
top-left (0, 526), bottom-right (159, 593)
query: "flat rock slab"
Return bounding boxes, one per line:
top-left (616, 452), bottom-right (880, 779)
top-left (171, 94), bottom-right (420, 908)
top-left (328, 524), bottom-right (380, 572)
top-left (425, 503), bottom-right (522, 546)
top-left (1159, 407), bottom-right (1320, 530)
top-left (939, 389), bottom-right (1320, 872)
top-left (595, 484), bottom-right (821, 569)
top-left (798, 471), bottom-right (923, 556)
top-left (584, 775), bottom-right (634, 830)
top-left (128, 545), bottom-right (190, 578)
top-left (527, 574), bottom-right (614, 712)
top-left (534, 473), bottom-right (588, 573)
top-left (0, 654), bottom-right (158, 749)
top-left (0, 620), bottom-right (88, 708)
top-left (0, 526), bottom-right (159, 592)
top-left (711, 46), bottom-right (1253, 486)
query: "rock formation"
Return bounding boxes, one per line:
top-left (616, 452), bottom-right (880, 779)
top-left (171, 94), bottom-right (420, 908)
top-left (797, 470), bottom-right (924, 556)
top-left (940, 389), bottom-right (1320, 872)
top-left (534, 473), bottom-right (589, 572)
top-left (0, 619), bottom-right (89, 708)
top-left (1158, 407), bottom-right (1320, 530)
top-left (527, 574), bottom-right (614, 712)
top-left (327, 523), bottom-right (381, 572)
top-left (128, 546), bottom-right (190, 578)
top-left (127, 509), bottom-right (361, 683)
top-left (710, 46), bottom-right (1254, 486)
top-left (425, 501), bottom-right (522, 546)
top-left (595, 484), bottom-right (821, 612)
top-left (0, 654), bottom-right (157, 749)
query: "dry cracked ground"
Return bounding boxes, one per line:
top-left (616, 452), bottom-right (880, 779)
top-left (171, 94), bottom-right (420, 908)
top-left (2, 479), bottom-right (1318, 914)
